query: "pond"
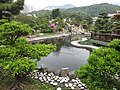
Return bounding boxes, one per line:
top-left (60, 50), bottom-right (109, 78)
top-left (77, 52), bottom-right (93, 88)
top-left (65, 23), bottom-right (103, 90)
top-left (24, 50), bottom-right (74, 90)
top-left (35, 35), bottom-right (90, 71)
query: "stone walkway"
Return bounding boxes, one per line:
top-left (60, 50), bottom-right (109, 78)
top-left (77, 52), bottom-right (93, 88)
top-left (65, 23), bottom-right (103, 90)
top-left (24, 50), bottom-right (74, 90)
top-left (71, 40), bottom-right (99, 49)
top-left (27, 33), bottom-right (71, 42)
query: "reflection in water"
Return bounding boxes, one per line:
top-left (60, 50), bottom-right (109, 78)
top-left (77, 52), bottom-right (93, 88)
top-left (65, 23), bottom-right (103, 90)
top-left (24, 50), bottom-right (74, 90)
top-left (37, 46), bottom-right (89, 71)
top-left (36, 35), bottom-right (90, 71)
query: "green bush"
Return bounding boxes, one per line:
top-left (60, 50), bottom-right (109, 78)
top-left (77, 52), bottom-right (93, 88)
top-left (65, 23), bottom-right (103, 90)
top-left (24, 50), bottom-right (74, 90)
top-left (0, 21), bottom-right (56, 89)
top-left (0, 21), bottom-right (32, 45)
top-left (109, 39), bottom-right (120, 51)
top-left (75, 47), bottom-right (120, 90)
top-left (75, 39), bottom-right (120, 90)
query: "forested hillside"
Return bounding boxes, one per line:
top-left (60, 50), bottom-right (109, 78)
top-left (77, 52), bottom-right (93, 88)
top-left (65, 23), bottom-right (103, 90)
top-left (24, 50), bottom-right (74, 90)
top-left (70, 3), bottom-right (120, 17)
top-left (31, 3), bottom-right (120, 18)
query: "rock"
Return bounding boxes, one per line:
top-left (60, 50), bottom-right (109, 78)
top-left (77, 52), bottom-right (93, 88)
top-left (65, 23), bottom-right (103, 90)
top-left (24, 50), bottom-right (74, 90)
top-left (51, 80), bottom-right (54, 82)
top-left (64, 79), bottom-right (69, 83)
top-left (73, 84), bottom-right (76, 87)
top-left (71, 79), bottom-right (75, 82)
top-left (59, 77), bottom-right (63, 80)
top-left (78, 84), bottom-right (82, 87)
top-left (81, 86), bottom-right (85, 90)
top-left (82, 84), bottom-right (86, 87)
top-left (56, 87), bottom-right (62, 90)
top-left (44, 72), bottom-right (47, 75)
top-left (54, 69), bottom-right (61, 76)
top-left (69, 71), bottom-right (75, 79)
top-left (34, 76), bottom-right (38, 79)
top-left (60, 68), bottom-right (69, 77)
top-left (50, 81), bottom-right (54, 85)
top-left (46, 81), bottom-right (49, 83)
top-left (43, 76), bottom-right (46, 81)
top-left (57, 79), bottom-right (60, 82)
top-left (65, 83), bottom-right (69, 87)
top-left (48, 73), bottom-right (51, 77)
top-left (53, 82), bottom-right (58, 86)
top-left (71, 86), bottom-right (75, 89)
top-left (84, 85), bottom-right (87, 89)
top-left (60, 80), bottom-right (64, 84)
top-left (39, 77), bottom-right (42, 81)
top-left (50, 72), bottom-right (54, 76)
top-left (38, 64), bottom-right (48, 72)
top-left (69, 83), bottom-right (73, 87)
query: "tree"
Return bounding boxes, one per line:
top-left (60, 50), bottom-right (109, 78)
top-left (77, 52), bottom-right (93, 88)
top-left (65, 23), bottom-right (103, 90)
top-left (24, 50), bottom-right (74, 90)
top-left (0, 21), bottom-right (31, 45)
top-left (75, 39), bottom-right (120, 90)
top-left (92, 13), bottom-right (114, 33)
top-left (0, 20), bottom-right (56, 89)
top-left (52, 9), bottom-right (61, 19)
top-left (0, 0), bottom-right (24, 19)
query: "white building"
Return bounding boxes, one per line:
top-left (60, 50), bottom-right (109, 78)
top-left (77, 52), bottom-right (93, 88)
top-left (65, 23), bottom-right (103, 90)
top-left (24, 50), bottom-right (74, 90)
top-left (22, 5), bottom-right (33, 13)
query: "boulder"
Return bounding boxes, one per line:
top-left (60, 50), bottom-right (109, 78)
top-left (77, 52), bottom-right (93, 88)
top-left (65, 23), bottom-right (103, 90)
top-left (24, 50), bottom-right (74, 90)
top-left (60, 68), bottom-right (69, 77)
top-left (68, 71), bottom-right (75, 79)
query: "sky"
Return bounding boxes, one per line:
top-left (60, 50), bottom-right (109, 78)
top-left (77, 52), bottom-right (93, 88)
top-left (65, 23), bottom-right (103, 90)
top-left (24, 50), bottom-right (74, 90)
top-left (25, 0), bottom-right (120, 10)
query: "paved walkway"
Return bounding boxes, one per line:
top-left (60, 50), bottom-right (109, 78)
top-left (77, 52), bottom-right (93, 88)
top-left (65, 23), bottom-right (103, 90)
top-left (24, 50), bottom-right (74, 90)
top-left (27, 33), bottom-right (71, 42)
top-left (71, 40), bottom-right (99, 49)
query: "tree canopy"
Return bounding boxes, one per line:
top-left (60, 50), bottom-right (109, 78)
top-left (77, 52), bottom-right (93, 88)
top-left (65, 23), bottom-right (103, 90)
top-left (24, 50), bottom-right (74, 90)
top-left (51, 9), bottom-right (61, 19)
top-left (0, 20), bottom-right (56, 89)
top-left (0, 0), bottom-right (24, 19)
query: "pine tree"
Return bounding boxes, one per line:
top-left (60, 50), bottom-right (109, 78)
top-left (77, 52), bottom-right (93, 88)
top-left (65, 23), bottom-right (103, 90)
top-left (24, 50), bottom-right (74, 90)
top-left (0, 0), bottom-right (24, 19)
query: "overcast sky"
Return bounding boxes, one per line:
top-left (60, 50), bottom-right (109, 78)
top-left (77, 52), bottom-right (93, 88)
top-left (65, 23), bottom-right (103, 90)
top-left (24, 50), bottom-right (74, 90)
top-left (25, 0), bottom-right (120, 10)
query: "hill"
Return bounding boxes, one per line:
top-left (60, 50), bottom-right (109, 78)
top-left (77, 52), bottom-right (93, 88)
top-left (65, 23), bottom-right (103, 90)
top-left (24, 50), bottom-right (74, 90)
top-left (68, 3), bottom-right (120, 17)
top-left (31, 3), bottom-right (120, 19)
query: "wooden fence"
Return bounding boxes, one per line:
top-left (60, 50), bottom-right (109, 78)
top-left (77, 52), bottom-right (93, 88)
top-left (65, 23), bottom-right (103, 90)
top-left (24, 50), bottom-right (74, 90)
top-left (91, 32), bottom-right (120, 42)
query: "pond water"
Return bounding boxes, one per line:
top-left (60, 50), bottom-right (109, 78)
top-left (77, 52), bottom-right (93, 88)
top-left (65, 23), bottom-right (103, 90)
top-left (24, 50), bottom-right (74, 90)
top-left (35, 35), bottom-right (90, 71)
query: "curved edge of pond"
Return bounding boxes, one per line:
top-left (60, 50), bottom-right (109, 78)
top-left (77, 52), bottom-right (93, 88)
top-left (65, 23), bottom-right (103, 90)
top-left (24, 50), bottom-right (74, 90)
top-left (71, 40), bottom-right (99, 50)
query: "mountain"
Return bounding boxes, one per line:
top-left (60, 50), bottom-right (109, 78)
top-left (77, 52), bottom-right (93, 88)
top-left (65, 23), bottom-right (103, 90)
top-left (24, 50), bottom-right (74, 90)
top-left (44, 4), bottom-right (76, 10)
top-left (114, 3), bottom-right (120, 6)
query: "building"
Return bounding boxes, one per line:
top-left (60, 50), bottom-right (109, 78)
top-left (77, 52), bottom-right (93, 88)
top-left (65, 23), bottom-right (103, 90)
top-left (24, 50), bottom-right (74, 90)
top-left (22, 5), bottom-right (33, 13)
top-left (113, 10), bottom-right (120, 20)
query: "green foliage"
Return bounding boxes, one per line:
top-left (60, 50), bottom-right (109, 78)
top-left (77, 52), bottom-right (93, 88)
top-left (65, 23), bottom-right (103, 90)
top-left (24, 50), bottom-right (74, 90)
top-left (77, 3), bottom-right (120, 17)
top-left (109, 39), bottom-right (120, 50)
top-left (52, 9), bottom-right (61, 19)
top-left (75, 43), bottom-right (120, 90)
top-left (2, 58), bottom-right (36, 77)
top-left (40, 23), bottom-right (53, 33)
top-left (0, 0), bottom-right (24, 19)
top-left (0, 21), bottom-right (56, 90)
top-left (91, 13), bottom-right (114, 32)
top-left (0, 19), bottom-right (8, 25)
top-left (15, 13), bottom-right (37, 29)
top-left (0, 47), bottom-right (16, 60)
top-left (0, 21), bottom-right (32, 45)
